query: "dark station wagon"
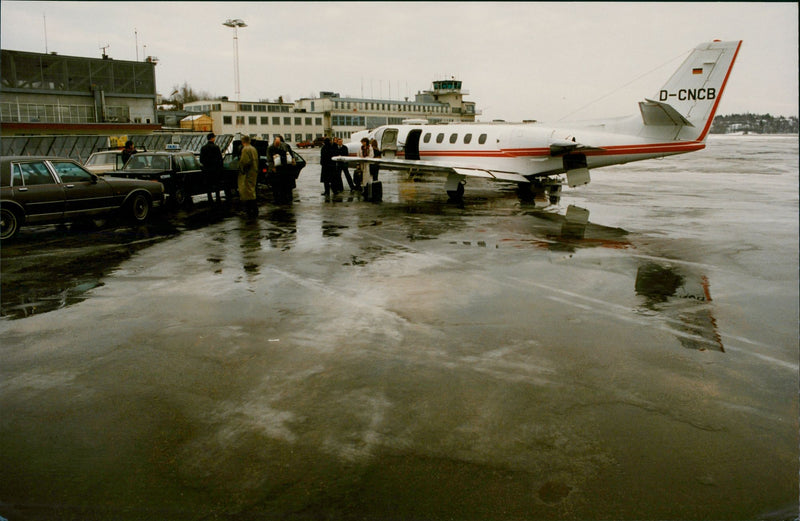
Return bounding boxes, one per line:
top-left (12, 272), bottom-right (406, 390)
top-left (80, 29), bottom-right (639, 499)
top-left (1, 156), bottom-right (165, 240)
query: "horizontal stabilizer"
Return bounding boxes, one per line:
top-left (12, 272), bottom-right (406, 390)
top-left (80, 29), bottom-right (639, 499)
top-left (639, 99), bottom-right (694, 127)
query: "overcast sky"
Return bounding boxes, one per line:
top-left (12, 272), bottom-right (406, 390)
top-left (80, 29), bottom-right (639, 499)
top-left (1, 1), bottom-right (797, 122)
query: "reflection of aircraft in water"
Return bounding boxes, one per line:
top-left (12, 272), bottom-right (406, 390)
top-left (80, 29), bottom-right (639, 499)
top-left (497, 205), bottom-right (630, 252)
top-left (335, 40), bottom-right (741, 202)
top-left (635, 262), bottom-right (723, 351)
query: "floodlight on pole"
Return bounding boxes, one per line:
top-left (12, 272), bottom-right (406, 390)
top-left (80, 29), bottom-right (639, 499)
top-left (222, 18), bottom-right (247, 102)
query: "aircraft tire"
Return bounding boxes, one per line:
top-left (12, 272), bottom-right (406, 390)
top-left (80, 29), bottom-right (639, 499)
top-left (447, 182), bottom-right (465, 202)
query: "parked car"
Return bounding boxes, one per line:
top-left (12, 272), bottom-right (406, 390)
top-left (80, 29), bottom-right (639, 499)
top-left (84, 150), bottom-right (127, 174)
top-left (296, 137), bottom-right (325, 149)
top-left (1, 156), bottom-right (165, 240)
top-left (109, 150), bottom-right (234, 205)
top-left (223, 140), bottom-right (307, 187)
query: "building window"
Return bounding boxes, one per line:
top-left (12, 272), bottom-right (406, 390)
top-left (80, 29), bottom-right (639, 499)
top-left (236, 116), bottom-right (245, 125)
top-left (463, 133), bottom-right (472, 144)
top-left (478, 134), bottom-right (487, 144)
top-left (294, 117), bottom-right (302, 125)
top-left (423, 133), bottom-right (431, 143)
top-left (436, 133), bottom-right (444, 144)
top-left (239, 104), bottom-right (252, 111)
top-left (284, 117), bottom-right (291, 125)
top-left (449, 133), bottom-right (457, 144)
top-left (249, 116), bottom-right (257, 125)
top-left (272, 117), bottom-right (280, 125)
top-left (305, 117), bottom-right (312, 125)
top-left (223, 115), bottom-right (232, 124)
top-left (254, 105), bottom-right (266, 112)
top-left (261, 117), bottom-right (268, 125)
top-left (295, 134), bottom-right (302, 142)
top-left (315, 118), bottom-right (322, 125)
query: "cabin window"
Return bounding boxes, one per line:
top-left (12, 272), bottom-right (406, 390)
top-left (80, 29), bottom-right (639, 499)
top-left (423, 133), bottom-right (431, 143)
top-left (464, 133), bottom-right (472, 144)
top-left (478, 133), bottom-right (487, 144)
top-left (449, 133), bottom-right (458, 144)
top-left (436, 133), bottom-right (444, 143)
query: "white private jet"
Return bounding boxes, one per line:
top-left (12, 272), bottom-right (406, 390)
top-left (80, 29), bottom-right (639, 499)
top-left (335, 40), bottom-right (741, 202)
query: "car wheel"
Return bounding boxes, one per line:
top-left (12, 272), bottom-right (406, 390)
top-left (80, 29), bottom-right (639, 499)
top-left (0, 207), bottom-right (21, 240)
top-left (172, 187), bottom-right (187, 206)
top-left (129, 193), bottom-right (151, 222)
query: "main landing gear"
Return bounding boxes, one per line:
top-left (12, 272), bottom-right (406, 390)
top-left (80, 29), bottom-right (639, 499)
top-left (518, 180), bottom-right (563, 205)
top-left (445, 173), bottom-right (466, 202)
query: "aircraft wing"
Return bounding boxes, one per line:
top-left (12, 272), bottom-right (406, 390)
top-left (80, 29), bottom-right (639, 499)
top-left (332, 156), bottom-right (531, 184)
top-left (548, 140), bottom-right (606, 156)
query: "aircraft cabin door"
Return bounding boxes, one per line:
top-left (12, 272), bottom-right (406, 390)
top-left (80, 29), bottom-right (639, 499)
top-left (404, 129), bottom-right (422, 160)
top-left (380, 128), bottom-right (398, 159)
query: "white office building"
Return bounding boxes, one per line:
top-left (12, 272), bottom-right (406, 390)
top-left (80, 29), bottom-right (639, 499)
top-left (184, 79), bottom-right (479, 144)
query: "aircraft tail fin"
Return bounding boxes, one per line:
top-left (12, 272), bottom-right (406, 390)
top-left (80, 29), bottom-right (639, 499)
top-left (651, 40), bottom-right (741, 141)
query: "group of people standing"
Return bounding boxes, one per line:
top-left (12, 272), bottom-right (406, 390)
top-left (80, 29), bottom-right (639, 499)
top-left (319, 136), bottom-right (381, 197)
top-left (200, 133), bottom-right (297, 220)
top-left (319, 137), bottom-right (350, 196)
top-left (198, 132), bottom-right (378, 219)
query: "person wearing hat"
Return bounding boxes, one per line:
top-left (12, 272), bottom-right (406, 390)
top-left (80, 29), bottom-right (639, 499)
top-left (200, 132), bottom-right (225, 204)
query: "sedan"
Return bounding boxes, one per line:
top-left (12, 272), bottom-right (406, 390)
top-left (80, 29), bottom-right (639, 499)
top-left (1, 156), bottom-right (165, 240)
top-left (84, 150), bottom-right (126, 175)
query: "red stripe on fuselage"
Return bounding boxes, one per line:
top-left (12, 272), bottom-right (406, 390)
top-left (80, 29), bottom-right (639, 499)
top-left (417, 141), bottom-right (705, 159)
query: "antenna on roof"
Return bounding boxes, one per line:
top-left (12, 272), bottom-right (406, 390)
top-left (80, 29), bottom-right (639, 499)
top-left (100, 43), bottom-right (110, 59)
top-left (43, 13), bottom-right (48, 54)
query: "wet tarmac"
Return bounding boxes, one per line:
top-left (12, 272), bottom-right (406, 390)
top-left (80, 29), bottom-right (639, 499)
top-left (1, 135), bottom-right (798, 520)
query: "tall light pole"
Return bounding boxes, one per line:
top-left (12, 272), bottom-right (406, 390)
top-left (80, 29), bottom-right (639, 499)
top-left (222, 19), bottom-right (247, 102)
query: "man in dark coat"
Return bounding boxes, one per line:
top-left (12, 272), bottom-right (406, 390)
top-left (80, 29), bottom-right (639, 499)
top-left (268, 135), bottom-right (294, 204)
top-left (121, 140), bottom-right (137, 165)
top-left (337, 138), bottom-right (355, 191)
top-left (319, 137), bottom-right (339, 197)
top-left (200, 133), bottom-right (225, 203)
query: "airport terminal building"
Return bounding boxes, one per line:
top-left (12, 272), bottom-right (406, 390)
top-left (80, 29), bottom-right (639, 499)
top-left (0, 46), bottom-right (481, 150)
top-left (0, 49), bottom-right (160, 137)
top-left (184, 79), bottom-right (480, 144)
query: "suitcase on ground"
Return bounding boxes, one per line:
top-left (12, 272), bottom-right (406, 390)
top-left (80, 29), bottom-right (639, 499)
top-left (364, 180), bottom-right (382, 202)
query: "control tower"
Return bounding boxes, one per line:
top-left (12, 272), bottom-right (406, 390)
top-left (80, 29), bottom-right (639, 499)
top-left (415, 78), bottom-right (477, 121)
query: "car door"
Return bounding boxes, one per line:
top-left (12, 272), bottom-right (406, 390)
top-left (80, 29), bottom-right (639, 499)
top-left (49, 160), bottom-right (115, 216)
top-left (177, 154), bottom-right (203, 195)
top-left (12, 160), bottom-right (65, 222)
